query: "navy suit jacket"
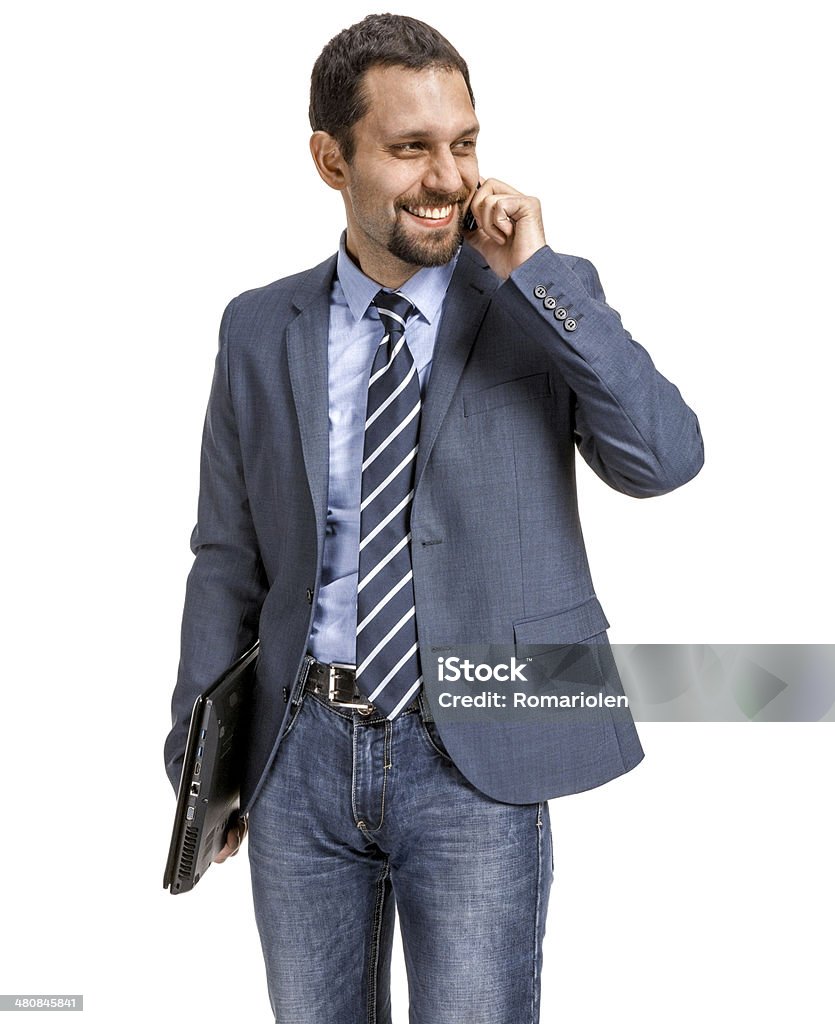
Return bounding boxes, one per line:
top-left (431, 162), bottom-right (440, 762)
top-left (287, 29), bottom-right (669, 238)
top-left (165, 243), bottom-right (704, 807)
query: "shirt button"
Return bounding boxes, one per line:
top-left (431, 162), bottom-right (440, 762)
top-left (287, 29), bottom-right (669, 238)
top-left (306, 588), bottom-right (314, 604)
top-left (534, 285), bottom-right (548, 299)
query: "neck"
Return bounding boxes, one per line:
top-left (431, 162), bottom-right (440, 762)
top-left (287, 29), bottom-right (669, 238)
top-left (344, 231), bottom-right (419, 290)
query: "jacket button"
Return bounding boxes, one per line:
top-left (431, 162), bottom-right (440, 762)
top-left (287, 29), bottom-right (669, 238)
top-left (306, 588), bottom-right (314, 604)
top-left (554, 307), bottom-right (568, 321)
top-left (534, 285), bottom-right (547, 299)
top-left (544, 296), bottom-right (557, 310)
top-left (564, 318), bottom-right (578, 332)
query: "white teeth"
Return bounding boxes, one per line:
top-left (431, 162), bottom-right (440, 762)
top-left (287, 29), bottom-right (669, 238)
top-left (408, 205), bottom-right (452, 220)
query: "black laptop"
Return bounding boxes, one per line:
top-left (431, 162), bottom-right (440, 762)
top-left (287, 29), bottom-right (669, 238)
top-left (164, 642), bottom-right (259, 894)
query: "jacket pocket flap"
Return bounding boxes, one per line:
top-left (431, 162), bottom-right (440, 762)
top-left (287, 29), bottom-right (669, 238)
top-left (463, 372), bottom-right (551, 417)
top-left (513, 595), bottom-right (609, 644)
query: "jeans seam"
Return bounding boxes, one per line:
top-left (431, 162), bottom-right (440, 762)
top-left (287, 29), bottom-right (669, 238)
top-left (532, 801), bottom-right (545, 1024)
top-left (378, 722), bottom-right (391, 832)
top-left (366, 859), bottom-right (390, 1024)
top-left (351, 722), bottom-right (360, 827)
top-left (352, 722), bottom-right (390, 833)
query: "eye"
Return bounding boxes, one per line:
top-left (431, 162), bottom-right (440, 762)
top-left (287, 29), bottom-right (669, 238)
top-left (392, 142), bottom-right (424, 153)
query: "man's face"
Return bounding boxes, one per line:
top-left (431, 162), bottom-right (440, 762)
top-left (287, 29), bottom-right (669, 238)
top-left (339, 64), bottom-right (480, 286)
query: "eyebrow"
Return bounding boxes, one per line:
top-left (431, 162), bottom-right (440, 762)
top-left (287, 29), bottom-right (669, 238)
top-left (386, 124), bottom-right (480, 142)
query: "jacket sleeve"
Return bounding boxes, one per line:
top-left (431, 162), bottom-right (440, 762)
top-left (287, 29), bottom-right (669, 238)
top-left (163, 298), bottom-right (268, 793)
top-left (500, 246), bottom-right (704, 497)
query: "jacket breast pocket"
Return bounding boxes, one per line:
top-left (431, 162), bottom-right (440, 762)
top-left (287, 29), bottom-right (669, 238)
top-left (463, 372), bottom-right (552, 417)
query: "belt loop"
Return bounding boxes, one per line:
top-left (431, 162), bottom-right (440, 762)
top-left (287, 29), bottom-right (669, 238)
top-left (291, 655), bottom-right (314, 707)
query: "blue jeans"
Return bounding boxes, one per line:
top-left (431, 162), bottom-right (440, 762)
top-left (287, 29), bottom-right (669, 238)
top-left (247, 677), bottom-right (553, 1024)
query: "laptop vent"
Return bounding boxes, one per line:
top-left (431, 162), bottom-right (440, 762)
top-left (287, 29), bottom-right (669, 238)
top-left (178, 825), bottom-right (199, 879)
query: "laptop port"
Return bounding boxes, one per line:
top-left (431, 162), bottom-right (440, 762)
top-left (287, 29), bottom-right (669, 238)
top-left (190, 781), bottom-right (200, 796)
top-left (194, 761), bottom-right (201, 777)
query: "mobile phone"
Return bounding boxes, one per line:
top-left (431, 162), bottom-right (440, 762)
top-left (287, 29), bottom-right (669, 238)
top-left (463, 182), bottom-right (482, 231)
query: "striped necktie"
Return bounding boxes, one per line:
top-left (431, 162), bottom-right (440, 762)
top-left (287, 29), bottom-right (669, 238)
top-left (355, 290), bottom-right (422, 718)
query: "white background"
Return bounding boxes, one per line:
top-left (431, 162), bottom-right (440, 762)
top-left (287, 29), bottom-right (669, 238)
top-left (2, 1), bottom-right (833, 1020)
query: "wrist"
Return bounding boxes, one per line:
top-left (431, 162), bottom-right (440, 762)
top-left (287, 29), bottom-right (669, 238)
top-left (508, 243), bottom-right (551, 283)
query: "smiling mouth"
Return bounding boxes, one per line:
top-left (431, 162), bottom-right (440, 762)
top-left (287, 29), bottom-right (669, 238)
top-left (403, 204), bottom-right (455, 223)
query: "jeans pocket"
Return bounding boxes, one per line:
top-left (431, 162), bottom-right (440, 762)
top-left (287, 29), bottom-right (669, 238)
top-left (418, 716), bottom-right (454, 763)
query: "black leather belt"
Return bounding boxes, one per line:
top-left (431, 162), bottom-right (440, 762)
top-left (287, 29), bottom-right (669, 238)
top-left (303, 658), bottom-right (377, 714)
top-left (302, 656), bottom-right (422, 716)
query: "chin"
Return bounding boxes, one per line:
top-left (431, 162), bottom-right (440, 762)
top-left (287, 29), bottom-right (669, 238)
top-left (388, 224), bottom-right (464, 268)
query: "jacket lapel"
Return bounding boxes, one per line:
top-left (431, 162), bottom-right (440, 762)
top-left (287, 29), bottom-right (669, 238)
top-left (415, 245), bottom-right (499, 490)
top-left (286, 254), bottom-right (337, 549)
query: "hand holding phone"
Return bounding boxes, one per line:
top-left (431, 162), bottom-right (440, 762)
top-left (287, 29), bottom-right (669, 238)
top-left (461, 177), bottom-right (547, 280)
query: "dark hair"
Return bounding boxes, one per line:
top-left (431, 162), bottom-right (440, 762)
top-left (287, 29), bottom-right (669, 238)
top-left (309, 14), bottom-right (475, 162)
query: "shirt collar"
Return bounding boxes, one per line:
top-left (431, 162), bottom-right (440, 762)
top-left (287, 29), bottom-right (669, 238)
top-left (336, 230), bottom-right (459, 325)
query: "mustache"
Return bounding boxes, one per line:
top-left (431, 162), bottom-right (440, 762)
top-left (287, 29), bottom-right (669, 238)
top-left (397, 188), bottom-right (471, 209)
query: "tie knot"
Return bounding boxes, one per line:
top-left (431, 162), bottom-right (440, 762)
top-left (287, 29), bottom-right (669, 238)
top-left (372, 290), bottom-right (415, 336)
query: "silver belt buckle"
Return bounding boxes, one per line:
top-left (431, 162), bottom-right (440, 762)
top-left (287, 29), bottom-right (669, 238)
top-left (328, 662), bottom-right (375, 714)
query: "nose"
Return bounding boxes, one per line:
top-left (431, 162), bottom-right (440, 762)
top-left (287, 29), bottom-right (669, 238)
top-left (422, 147), bottom-right (464, 196)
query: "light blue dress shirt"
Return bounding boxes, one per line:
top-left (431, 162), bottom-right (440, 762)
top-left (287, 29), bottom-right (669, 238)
top-left (308, 234), bottom-right (459, 664)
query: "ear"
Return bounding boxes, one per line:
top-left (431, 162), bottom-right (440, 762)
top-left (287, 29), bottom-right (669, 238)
top-left (310, 131), bottom-right (349, 190)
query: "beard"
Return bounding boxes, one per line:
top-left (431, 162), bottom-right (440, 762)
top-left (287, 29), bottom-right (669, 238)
top-left (387, 188), bottom-right (470, 267)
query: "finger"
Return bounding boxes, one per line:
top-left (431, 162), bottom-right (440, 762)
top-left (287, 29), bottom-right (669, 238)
top-left (477, 194), bottom-right (525, 243)
top-left (486, 190), bottom-right (543, 239)
top-left (213, 825), bottom-right (243, 864)
top-left (470, 195), bottom-right (505, 241)
top-left (469, 177), bottom-right (521, 218)
top-left (229, 817), bottom-right (248, 856)
top-left (213, 839), bottom-right (235, 864)
top-left (473, 177), bottom-right (522, 199)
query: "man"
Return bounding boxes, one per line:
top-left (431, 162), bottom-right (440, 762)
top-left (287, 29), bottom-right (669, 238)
top-left (165, 13), bottom-right (703, 1023)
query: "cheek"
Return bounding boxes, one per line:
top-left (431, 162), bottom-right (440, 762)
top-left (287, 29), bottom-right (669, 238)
top-left (391, 169), bottom-right (430, 202)
top-left (349, 182), bottom-right (391, 223)
top-left (357, 176), bottom-right (406, 213)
